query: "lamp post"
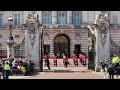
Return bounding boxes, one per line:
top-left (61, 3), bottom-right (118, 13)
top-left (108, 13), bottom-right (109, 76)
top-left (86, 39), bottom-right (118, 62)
top-left (40, 24), bottom-right (44, 72)
top-left (8, 16), bottom-right (13, 38)
top-left (6, 16), bottom-right (14, 59)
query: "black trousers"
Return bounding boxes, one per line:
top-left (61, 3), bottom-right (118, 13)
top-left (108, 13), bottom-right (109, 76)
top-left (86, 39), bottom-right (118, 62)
top-left (25, 68), bottom-right (29, 76)
top-left (64, 62), bottom-right (68, 68)
top-left (54, 61), bottom-right (57, 67)
top-left (79, 59), bottom-right (82, 63)
top-left (46, 60), bottom-right (50, 70)
top-left (74, 61), bottom-right (78, 66)
top-left (5, 70), bottom-right (10, 79)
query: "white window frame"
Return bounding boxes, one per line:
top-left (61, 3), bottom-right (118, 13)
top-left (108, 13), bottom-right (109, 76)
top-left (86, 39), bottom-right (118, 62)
top-left (58, 11), bottom-right (67, 24)
top-left (14, 13), bottom-right (20, 26)
top-left (42, 11), bottom-right (52, 24)
top-left (73, 11), bottom-right (81, 25)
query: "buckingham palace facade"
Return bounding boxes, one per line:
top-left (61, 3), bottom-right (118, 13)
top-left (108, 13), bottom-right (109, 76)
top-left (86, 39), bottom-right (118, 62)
top-left (0, 11), bottom-right (120, 58)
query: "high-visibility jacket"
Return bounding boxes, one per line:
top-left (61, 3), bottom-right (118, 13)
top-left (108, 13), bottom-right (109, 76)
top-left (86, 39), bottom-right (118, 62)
top-left (112, 56), bottom-right (120, 64)
top-left (4, 64), bottom-right (10, 71)
top-left (20, 66), bottom-right (26, 73)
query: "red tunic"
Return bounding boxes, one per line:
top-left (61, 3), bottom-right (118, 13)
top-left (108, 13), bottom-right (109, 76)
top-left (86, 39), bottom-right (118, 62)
top-left (79, 54), bottom-right (84, 61)
top-left (44, 55), bottom-right (49, 60)
top-left (79, 54), bottom-right (83, 59)
top-left (53, 56), bottom-right (57, 61)
top-left (0, 52), bottom-right (2, 59)
top-left (82, 55), bottom-right (88, 61)
top-left (74, 56), bottom-right (78, 61)
top-left (73, 55), bottom-right (76, 60)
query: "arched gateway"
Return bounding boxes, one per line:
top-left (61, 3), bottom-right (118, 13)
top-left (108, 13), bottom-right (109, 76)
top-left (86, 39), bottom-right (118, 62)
top-left (54, 34), bottom-right (70, 58)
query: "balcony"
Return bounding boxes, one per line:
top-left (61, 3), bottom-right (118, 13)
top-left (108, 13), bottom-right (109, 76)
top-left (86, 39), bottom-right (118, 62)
top-left (43, 24), bottom-right (87, 29)
top-left (0, 24), bottom-right (88, 30)
top-left (110, 24), bottom-right (120, 29)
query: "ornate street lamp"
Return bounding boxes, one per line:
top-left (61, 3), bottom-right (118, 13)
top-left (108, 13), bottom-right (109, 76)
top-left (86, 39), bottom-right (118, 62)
top-left (8, 16), bottom-right (13, 39)
top-left (6, 16), bottom-right (14, 59)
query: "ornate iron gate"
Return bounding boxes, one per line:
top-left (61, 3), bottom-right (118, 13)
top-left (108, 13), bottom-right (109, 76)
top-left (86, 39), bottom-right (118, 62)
top-left (88, 30), bottom-right (95, 70)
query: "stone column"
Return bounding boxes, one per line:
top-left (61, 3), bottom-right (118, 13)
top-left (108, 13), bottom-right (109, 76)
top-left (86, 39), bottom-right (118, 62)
top-left (50, 42), bottom-right (54, 58)
top-left (95, 28), bottom-right (99, 72)
top-left (6, 39), bottom-right (14, 59)
top-left (37, 11), bottom-right (42, 23)
top-left (82, 11), bottom-right (88, 23)
top-left (7, 45), bottom-right (10, 59)
top-left (24, 11), bottom-right (29, 23)
top-left (118, 11), bottom-right (120, 25)
top-left (67, 11), bottom-right (72, 24)
top-left (52, 11), bottom-right (57, 24)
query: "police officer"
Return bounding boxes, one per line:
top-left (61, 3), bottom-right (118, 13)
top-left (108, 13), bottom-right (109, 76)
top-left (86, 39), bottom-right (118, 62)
top-left (4, 62), bottom-right (11, 79)
top-left (112, 54), bottom-right (120, 67)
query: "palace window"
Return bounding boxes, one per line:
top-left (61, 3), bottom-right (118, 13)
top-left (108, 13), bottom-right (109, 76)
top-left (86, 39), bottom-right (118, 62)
top-left (0, 14), bottom-right (2, 26)
top-left (42, 11), bottom-right (52, 24)
top-left (14, 13), bottom-right (20, 26)
top-left (73, 11), bottom-right (81, 25)
top-left (58, 11), bottom-right (67, 24)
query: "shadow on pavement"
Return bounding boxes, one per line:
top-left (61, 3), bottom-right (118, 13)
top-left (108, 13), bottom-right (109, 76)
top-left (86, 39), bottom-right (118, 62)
top-left (42, 69), bottom-right (91, 73)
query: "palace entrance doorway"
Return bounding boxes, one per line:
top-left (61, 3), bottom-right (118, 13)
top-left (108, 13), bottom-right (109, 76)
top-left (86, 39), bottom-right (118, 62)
top-left (54, 34), bottom-right (70, 58)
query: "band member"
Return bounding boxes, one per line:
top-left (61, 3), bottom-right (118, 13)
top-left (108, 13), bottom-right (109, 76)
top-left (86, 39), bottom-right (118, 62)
top-left (44, 53), bottom-right (50, 70)
top-left (74, 55), bottom-right (78, 67)
top-left (82, 54), bottom-right (88, 67)
top-left (72, 53), bottom-right (75, 64)
top-left (79, 53), bottom-right (83, 64)
top-left (53, 54), bottom-right (57, 67)
top-left (63, 53), bottom-right (69, 68)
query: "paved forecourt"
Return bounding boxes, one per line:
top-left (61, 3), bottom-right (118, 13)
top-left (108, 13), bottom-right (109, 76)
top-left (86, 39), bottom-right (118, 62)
top-left (8, 58), bottom-right (104, 79)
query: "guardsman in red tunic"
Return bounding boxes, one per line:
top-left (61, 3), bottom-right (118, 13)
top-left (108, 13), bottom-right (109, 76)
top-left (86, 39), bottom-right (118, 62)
top-left (62, 53), bottom-right (66, 64)
top-left (53, 54), bottom-right (57, 67)
top-left (72, 53), bottom-right (75, 64)
top-left (44, 53), bottom-right (50, 70)
top-left (63, 54), bottom-right (69, 68)
top-left (82, 54), bottom-right (88, 67)
top-left (74, 55), bottom-right (78, 67)
top-left (79, 53), bottom-right (83, 64)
